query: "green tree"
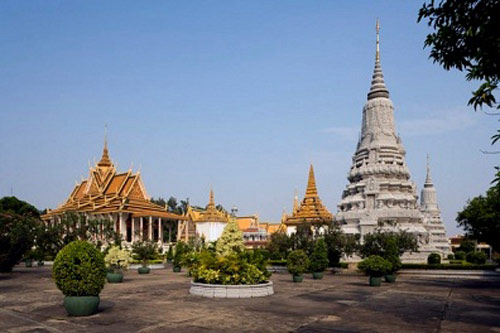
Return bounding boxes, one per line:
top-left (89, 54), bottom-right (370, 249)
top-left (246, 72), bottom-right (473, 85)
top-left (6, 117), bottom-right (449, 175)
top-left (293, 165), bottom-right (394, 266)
top-left (359, 230), bottom-right (418, 259)
top-left (216, 219), bottom-right (245, 256)
top-left (309, 238), bottom-right (329, 273)
top-left (323, 223), bottom-right (359, 267)
top-left (0, 196), bottom-right (40, 217)
top-left (266, 231), bottom-right (292, 260)
top-left (290, 223), bottom-right (314, 255)
top-left (0, 197), bottom-right (41, 272)
top-left (457, 181), bottom-right (500, 251)
top-left (418, 0), bottom-right (500, 146)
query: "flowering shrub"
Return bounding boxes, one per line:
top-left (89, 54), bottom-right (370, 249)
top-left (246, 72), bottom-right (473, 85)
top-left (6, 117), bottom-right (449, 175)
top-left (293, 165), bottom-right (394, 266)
top-left (104, 246), bottom-right (132, 271)
top-left (188, 249), bottom-right (271, 285)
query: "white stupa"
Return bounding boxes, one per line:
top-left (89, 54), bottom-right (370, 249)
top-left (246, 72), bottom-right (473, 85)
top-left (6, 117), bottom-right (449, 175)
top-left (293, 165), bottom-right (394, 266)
top-left (335, 20), bottom-right (450, 262)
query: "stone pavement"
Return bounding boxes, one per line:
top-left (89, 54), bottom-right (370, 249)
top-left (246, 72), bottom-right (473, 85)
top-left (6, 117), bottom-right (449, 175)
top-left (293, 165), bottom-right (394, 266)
top-left (1, 265), bottom-right (499, 332)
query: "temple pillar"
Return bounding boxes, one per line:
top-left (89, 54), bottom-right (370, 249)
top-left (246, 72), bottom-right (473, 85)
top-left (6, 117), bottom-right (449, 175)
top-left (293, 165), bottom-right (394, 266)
top-left (148, 216), bottom-right (153, 241)
top-left (119, 213), bottom-right (125, 242)
top-left (131, 217), bottom-right (136, 243)
top-left (140, 217), bottom-right (144, 241)
top-left (168, 222), bottom-right (172, 243)
top-left (159, 218), bottom-right (163, 246)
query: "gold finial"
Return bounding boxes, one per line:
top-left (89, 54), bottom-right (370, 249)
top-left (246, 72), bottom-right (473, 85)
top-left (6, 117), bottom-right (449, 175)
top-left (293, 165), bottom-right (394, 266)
top-left (97, 124), bottom-right (112, 167)
top-left (209, 186), bottom-right (214, 205)
top-left (305, 164), bottom-right (318, 197)
top-left (376, 18), bottom-right (380, 62)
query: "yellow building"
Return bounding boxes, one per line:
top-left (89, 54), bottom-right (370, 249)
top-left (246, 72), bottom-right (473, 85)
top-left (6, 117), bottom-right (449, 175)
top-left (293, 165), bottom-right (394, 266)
top-left (282, 164), bottom-right (333, 235)
top-left (42, 141), bottom-right (185, 247)
top-left (236, 215), bottom-right (281, 248)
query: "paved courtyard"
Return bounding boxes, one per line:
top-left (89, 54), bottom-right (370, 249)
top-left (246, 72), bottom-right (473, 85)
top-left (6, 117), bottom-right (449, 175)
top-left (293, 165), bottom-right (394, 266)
top-left (1, 265), bottom-right (499, 332)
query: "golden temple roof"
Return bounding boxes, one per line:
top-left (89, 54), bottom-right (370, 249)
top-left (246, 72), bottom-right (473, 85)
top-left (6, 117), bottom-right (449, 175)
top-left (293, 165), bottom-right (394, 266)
top-left (188, 188), bottom-right (229, 223)
top-left (283, 164), bottom-right (333, 225)
top-left (42, 142), bottom-right (185, 221)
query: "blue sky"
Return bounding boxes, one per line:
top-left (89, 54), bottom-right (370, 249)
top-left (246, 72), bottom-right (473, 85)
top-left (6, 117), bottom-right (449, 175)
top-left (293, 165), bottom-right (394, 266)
top-left (0, 1), bottom-right (498, 235)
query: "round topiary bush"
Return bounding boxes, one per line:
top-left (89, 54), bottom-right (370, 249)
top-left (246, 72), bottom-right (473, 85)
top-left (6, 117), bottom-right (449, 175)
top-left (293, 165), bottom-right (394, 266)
top-left (53, 240), bottom-right (106, 296)
top-left (427, 252), bottom-right (441, 265)
top-left (466, 251), bottom-right (487, 264)
top-left (454, 251), bottom-right (466, 261)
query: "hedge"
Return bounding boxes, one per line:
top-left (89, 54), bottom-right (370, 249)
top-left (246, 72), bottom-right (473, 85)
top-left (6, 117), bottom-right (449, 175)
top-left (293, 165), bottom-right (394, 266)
top-left (401, 263), bottom-right (497, 270)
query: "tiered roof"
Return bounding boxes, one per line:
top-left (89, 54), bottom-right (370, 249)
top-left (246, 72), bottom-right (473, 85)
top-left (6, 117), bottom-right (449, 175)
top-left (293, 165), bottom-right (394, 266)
top-left (188, 188), bottom-right (229, 223)
top-left (42, 142), bottom-right (184, 220)
top-left (283, 165), bottom-right (333, 225)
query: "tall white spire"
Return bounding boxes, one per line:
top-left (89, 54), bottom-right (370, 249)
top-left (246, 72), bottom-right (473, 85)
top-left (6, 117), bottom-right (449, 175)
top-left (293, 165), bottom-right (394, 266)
top-left (367, 18), bottom-right (389, 100)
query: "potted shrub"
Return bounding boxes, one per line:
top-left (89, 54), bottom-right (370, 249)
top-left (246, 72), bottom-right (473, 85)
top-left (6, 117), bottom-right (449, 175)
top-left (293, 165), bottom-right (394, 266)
top-left (173, 246), bottom-right (183, 272)
top-left (358, 255), bottom-right (392, 286)
top-left (427, 252), bottom-right (441, 265)
top-left (52, 240), bottom-right (106, 316)
top-left (132, 241), bottom-right (158, 274)
top-left (309, 238), bottom-right (329, 280)
top-left (166, 246), bottom-right (174, 264)
top-left (384, 255), bottom-right (401, 283)
top-left (104, 246), bottom-right (131, 283)
top-left (287, 250), bottom-right (309, 282)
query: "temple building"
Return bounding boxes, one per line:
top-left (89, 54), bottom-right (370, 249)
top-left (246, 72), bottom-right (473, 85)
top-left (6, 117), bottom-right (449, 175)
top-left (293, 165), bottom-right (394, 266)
top-left (236, 214), bottom-right (281, 248)
top-left (282, 165), bottom-right (333, 235)
top-left (42, 140), bottom-right (186, 248)
top-left (181, 188), bottom-right (230, 242)
top-left (334, 20), bottom-right (450, 261)
top-left (420, 157), bottom-right (452, 256)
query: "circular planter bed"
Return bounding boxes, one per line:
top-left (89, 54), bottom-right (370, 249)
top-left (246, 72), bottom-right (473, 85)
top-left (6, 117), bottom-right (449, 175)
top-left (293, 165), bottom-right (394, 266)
top-left (190, 281), bottom-right (274, 298)
top-left (129, 264), bottom-right (164, 270)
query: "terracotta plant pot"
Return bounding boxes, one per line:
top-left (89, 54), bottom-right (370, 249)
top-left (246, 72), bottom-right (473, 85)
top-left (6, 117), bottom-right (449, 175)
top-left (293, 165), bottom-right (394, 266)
top-left (369, 276), bottom-right (382, 286)
top-left (138, 266), bottom-right (150, 274)
top-left (63, 296), bottom-right (100, 316)
top-left (312, 272), bottom-right (324, 280)
top-left (292, 274), bottom-right (303, 283)
top-left (106, 272), bottom-right (124, 283)
top-left (384, 274), bottom-right (396, 283)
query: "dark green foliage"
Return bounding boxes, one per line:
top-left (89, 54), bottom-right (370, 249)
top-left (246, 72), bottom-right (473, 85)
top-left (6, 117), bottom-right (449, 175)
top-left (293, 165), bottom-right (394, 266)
top-left (457, 182), bottom-right (500, 252)
top-left (402, 263), bottom-right (497, 270)
top-left (454, 251), bottom-right (466, 260)
top-left (458, 240), bottom-right (476, 253)
top-left (418, 0), bottom-right (500, 146)
top-left (323, 223), bottom-right (359, 267)
top-left (0, 196), bottom-right (40, 217)
top-left (173, 241), bottom-right (189, 267)
top-left (290, 223), bottom-right (314, 255)
top-left (0, 197), bottom-right (40, 272)
top-left (166, 246), bottom-right (173, 262)
top-left (358, 255), bottom-right (392, 277)
top-left (131, 241), bottom-right (158, 266)
top-left (266, 232), bottom-right (293, 260)
top-left (466, 251), bottom-right (488, 264)
top-left (428, 253), bottom-right (442, 264)
top-left (287, 250), bottom-right (309, 275)
top-left (268, 259), bottom-right (287, 266)
top-left (309, 238), bottom-right (329, 273)
top-left (359, 230), bottom-right (418, 258)
top-left (52, 241), bottom-right (106, 296)
top-left (447, 254), bottom-right (455, 260)
top-left (450, 259), bottom-right (464, 264)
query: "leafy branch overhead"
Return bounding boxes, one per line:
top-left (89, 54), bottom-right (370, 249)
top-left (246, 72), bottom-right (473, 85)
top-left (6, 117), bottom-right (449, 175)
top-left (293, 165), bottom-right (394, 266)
top-left (418, 0), bottom-right (500, 145)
